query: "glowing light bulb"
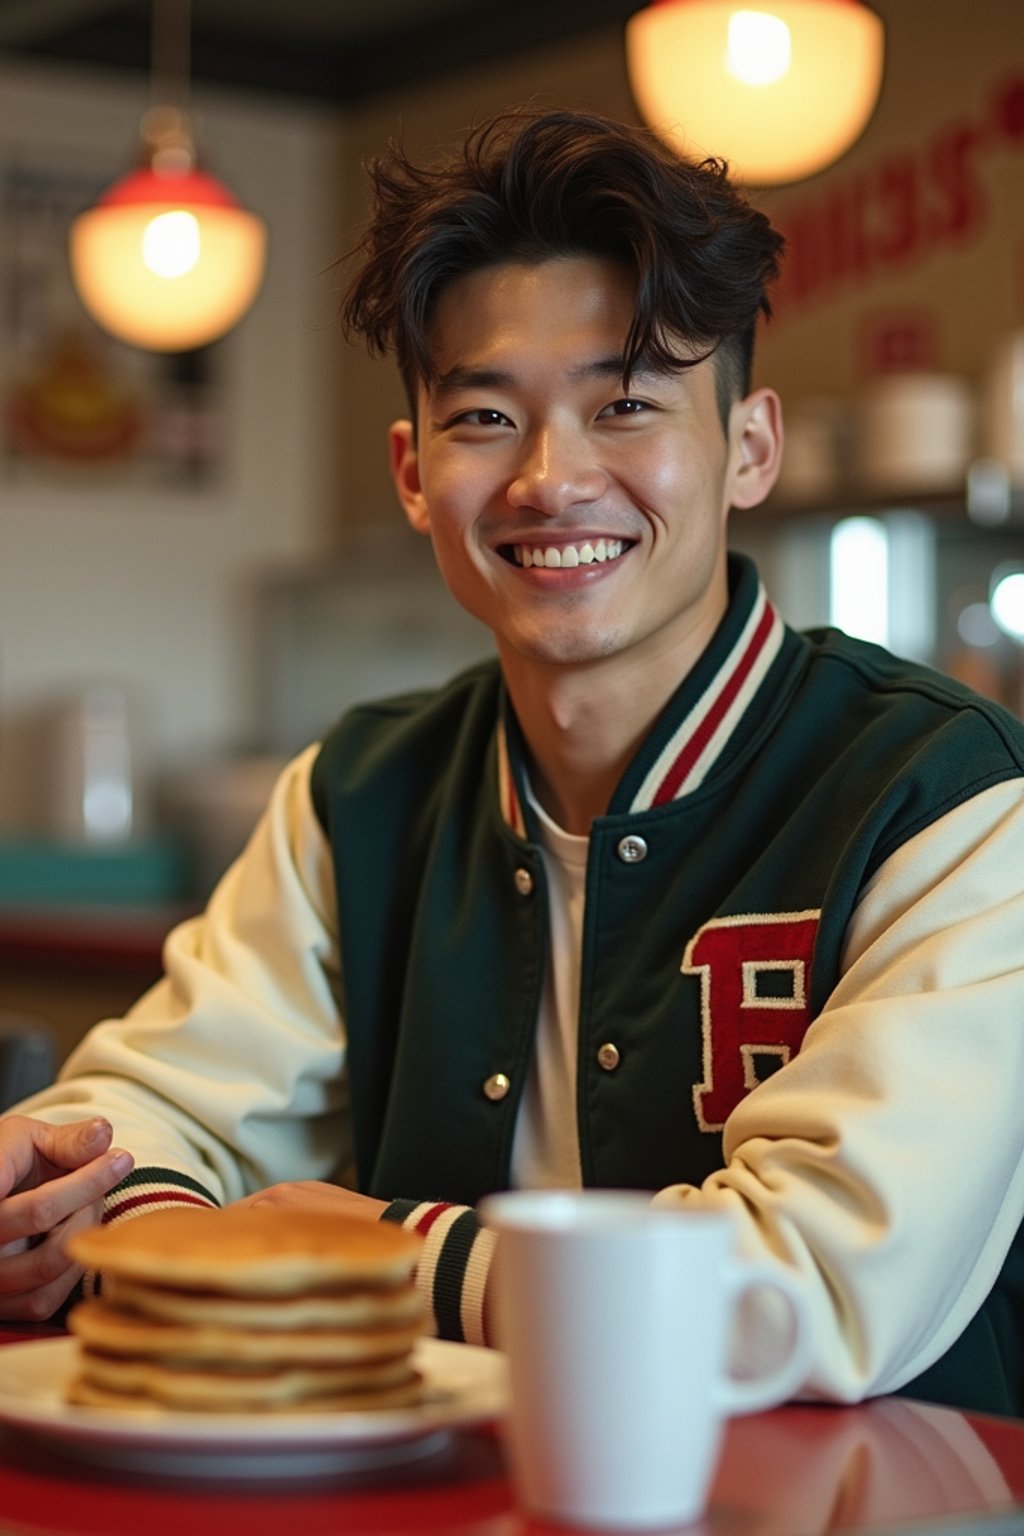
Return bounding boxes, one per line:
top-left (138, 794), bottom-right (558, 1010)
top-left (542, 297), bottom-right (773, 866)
top-left (830, 517), bottom-right (889, 646)
top-left (725, 9), bottom-right (792, 86)
top-left (142, 209), bottom-right (201, 279)
top-left (990, 572), bottom-right (1024, 640)
top-left (626, 0), bottom-right (884, 185)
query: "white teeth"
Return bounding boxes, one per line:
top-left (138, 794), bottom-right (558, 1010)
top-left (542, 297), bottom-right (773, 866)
top-left (513, 539), bottom-right (626, 569)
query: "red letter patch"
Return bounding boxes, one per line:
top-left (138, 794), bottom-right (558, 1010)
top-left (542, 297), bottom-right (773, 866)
top-left (683, 911), bottom-right (821, 1132)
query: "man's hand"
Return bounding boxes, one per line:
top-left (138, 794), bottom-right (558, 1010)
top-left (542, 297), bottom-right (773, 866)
top-left (0, 1116), bottom-right (134, 1321)
top-left (233, 1182), bottom-right (388, 1222)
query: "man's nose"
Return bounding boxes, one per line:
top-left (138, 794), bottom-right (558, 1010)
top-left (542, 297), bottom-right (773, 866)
top-left (506, 426), bottom-right (607, 515)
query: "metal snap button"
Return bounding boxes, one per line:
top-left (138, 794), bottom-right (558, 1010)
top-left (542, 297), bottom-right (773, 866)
top-left (616, 835), bottom-right (648, 864)
top-left (596, 1043), bottom-right (621, 1072)
top-left (483, 1072), bottom-right (511, 1101)
top-left (514, 867), bottom-right (534, 896)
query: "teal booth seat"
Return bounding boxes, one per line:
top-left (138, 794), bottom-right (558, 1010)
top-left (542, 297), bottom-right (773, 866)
top-left (0, 838), bottom-right (188, 909)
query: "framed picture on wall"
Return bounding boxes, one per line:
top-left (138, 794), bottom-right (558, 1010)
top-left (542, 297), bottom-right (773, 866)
top-left (0, 159), bottom-right (223, 490)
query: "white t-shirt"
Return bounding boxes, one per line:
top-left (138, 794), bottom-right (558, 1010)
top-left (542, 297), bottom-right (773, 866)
top-left (509, 783), bottom-right (588, 1190)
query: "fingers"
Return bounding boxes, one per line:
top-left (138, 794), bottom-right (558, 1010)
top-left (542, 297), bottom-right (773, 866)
top-left (39, 1116), bottom-right (115, 1171)
top-left (233, 1183), bottom-right (388, 1221)
top-left (0, 1115), bottom-right (114, 1196)
top-left (0, 1203), bottom-right (102, 1323)
top-left (0, 1117), bottom-right (135, 1323)
top-left (0, 1145), bottom-right (132, 1248)
top-left (235, 1181), bottom-right (340, 1212)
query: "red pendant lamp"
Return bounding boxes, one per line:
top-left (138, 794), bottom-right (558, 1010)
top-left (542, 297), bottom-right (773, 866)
top-left (626, 0), bottom-right (885, 185)
top-left (69, 1), bottom-right (266, 351)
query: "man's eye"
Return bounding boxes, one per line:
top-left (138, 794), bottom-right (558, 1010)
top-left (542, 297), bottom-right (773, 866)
top-left (601, 399), bottom-right (649, 417)
top-left (455, 408), bottom-right (510, 427)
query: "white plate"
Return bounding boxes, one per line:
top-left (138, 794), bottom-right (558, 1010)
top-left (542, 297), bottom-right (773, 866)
top-left (0, 1335), bottom-right (508, 1482)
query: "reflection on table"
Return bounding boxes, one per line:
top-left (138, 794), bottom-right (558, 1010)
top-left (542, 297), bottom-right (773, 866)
top-left (0, 1326), bottom-right (1022, 1536)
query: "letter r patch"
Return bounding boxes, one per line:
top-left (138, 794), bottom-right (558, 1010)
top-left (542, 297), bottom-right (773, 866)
top-left (682, 911), bottom-right (821, 1132)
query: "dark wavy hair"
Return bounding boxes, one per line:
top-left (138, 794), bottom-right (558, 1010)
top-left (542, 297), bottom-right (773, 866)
top-left (340, 109), bottom-right (785, 430)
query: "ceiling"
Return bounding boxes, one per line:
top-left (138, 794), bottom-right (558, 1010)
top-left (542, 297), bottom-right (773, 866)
top-left (0, 0), bottom-right (645, 105)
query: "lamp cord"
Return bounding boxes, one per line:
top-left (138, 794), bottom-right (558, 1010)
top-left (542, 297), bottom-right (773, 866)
top-left (150, 0), bottom-right (191, 113)
top-left (143, 0), bottom-right (194, 171)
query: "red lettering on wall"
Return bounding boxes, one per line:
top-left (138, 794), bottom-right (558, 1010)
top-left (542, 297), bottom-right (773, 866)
top-left (871, 155), bottom-right (921, 265)
top-left (683, 911), bottom-right (820, 1132)
top-left (992, 76), bottom-right (1024, 142)
top-left (925, 123), bottom-right (987, 243)
top-left (771, 72), bottom-right (1019, 324)
top-left (821, 177), bottom-right (873, 287)
top-left (860, 309), bottom-right (938, 374)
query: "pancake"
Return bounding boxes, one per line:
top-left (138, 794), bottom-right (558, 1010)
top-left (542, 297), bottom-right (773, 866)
top-left (64, 1206), bottom-right (425, 1414)
top-left (104, 1273), bottom-right (423, 1330)
top-left (68, 1206), bottom-right (422, 1294)
top-left (69, 1297), bottom-right (423, 1364)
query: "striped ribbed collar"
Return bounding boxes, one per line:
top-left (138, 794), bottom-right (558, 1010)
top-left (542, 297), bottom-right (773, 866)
top-left (497, 713), bottom-right (528, 838)
top-left (497, 555), bottom-right (785, 835)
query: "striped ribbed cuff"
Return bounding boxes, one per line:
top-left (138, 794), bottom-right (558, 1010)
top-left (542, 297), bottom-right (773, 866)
top-left (82, 1167), bottom-right (220, 1299)
top-left (102, 1166), bottom-right (221, 1224)
top-left (380, 1199), bottom-right (496, 1348)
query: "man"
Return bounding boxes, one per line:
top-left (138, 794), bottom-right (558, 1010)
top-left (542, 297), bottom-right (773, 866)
top-left (3, 110), bottom-right (1024, 1413)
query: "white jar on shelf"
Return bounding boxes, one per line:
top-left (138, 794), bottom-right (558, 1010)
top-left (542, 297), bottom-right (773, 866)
top-left (860, 372), bottom-right (974, 495)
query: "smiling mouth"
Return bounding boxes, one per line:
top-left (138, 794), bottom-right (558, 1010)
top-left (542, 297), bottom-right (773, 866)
top-left (504, 538), bottom-right (630, 569)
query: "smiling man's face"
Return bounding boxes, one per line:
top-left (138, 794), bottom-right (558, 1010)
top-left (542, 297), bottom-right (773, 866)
top-left (389, 256), bottom-right (780, 689)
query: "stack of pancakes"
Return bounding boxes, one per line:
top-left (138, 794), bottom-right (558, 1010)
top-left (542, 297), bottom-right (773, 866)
top-left (65, 1206), bottom-right (424, 1413)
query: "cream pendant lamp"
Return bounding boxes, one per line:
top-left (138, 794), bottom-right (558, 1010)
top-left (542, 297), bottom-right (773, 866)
top-left (626, 0), bottom-right (885, 185)
top-left (69, 0), bottom-right (266, 351)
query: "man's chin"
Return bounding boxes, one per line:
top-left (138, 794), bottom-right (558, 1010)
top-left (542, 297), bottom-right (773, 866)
top-left (498, 627), bottom-right (627, 669)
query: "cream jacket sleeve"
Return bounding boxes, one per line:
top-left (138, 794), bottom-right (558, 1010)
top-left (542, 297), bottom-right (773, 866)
top-left (653, 777), bottom-right (1024, 1402)
top-left (13, 745), bottom-right (349, 1204)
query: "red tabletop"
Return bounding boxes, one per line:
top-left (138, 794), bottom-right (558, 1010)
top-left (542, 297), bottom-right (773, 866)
top-left (0, 1326), bottom-right (1022, 1536)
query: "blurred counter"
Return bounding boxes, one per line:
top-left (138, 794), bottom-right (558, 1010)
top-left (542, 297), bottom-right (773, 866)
top-left (0, 837), bottom-right (196, 1067)
top-left (0, 899), bottom-right (192, 971)
top-left (0, 900), bottom-right (196, 1070)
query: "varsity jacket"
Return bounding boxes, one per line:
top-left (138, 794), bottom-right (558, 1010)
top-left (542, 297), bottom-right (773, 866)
top-left (18, 555), bottom-right (1024, 1413)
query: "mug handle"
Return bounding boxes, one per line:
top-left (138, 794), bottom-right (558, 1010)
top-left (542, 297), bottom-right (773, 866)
top-left (714, 1260), bottom-right (813, 1416)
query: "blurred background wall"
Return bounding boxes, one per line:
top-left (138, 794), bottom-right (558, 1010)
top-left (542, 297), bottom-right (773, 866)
top-left (0, 0), bottom-right (1022, 1052)
top-left (0, 58), bottom-right (345, 826)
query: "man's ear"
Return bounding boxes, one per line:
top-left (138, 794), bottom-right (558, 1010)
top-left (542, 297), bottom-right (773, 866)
top-left (728, 387), bottom-right (784, 511)
top-left (389, 420), bottom-right (430, 534)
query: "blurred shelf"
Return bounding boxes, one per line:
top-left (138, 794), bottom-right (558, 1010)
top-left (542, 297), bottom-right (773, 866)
top-left (0, 901), bottom-right (197, 1065)
top-left (747, 477), bottom-right (1024, 528)
top-left (0, 901), bottom-right (194, 973)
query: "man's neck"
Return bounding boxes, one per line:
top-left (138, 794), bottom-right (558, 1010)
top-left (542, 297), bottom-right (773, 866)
top-left (500, 617), bottom-right (724, 836)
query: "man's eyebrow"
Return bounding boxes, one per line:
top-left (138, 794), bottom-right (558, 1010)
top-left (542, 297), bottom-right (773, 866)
top-left (433, 366), bottom-right (514, 396)
top-left (565, 356), bottom-right (625, 383)
top-left (433, 356), bottom-right (674, 395)
top-left (570, 355), bottom-right (674, 384)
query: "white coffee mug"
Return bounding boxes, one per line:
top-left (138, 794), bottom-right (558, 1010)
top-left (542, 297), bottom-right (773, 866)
top-left (480, 1190), bottom-right (812, 1531)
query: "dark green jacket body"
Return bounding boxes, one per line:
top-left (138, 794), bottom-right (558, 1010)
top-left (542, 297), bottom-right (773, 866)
top-left (312, 555), bottom-right (1024, 1415)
